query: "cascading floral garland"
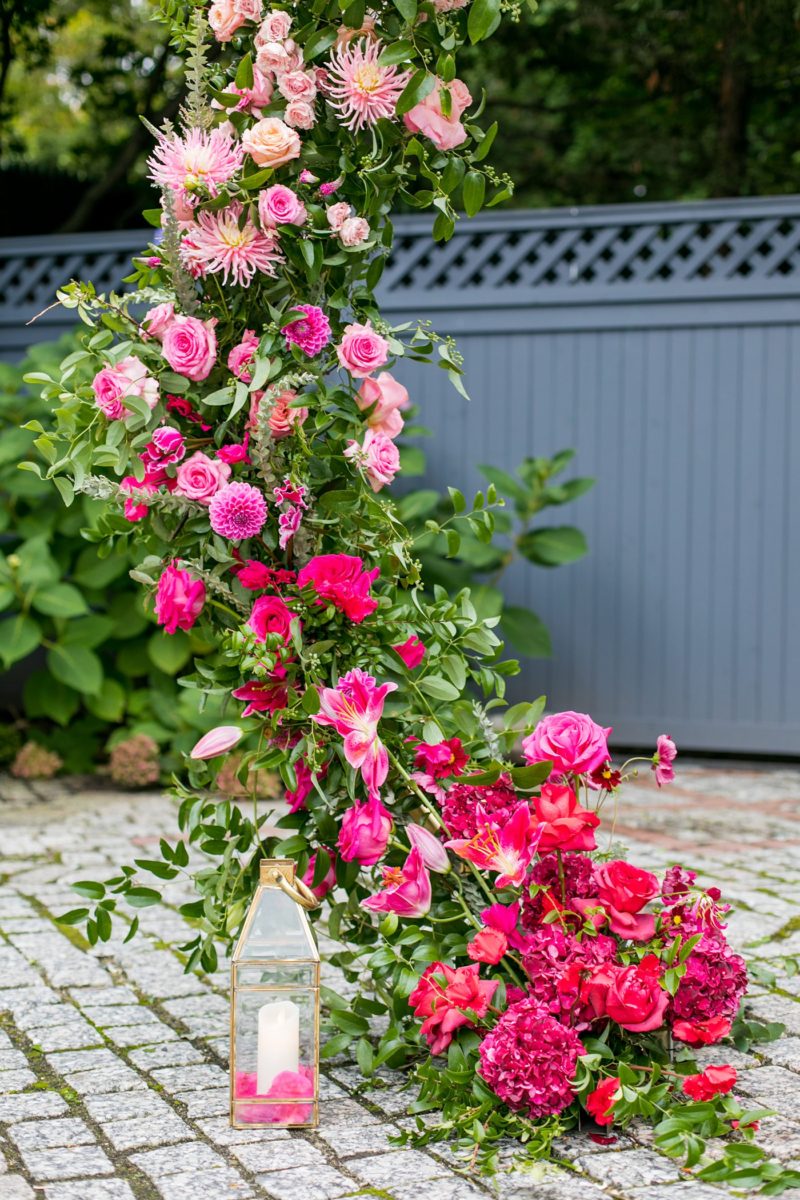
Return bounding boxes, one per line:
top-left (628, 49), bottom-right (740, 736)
top-left (29, 0), bottom-right (799, 1189)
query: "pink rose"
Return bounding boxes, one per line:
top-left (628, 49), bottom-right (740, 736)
top-left (141, 425), bottom-right (185, 469)
top-left (173, 451), bottom-right (231, 504)
top-left (255, 39), bottom-right (300, 74)
top-left (208, 0), bottom-right (245, 41)
top-left (258, 184), bottom-right (307, 228)
top-left (302, 850), bottom-right (336, 900)
top-left (284, 99), bottom-right (316, 130)
top-left (339, 216), bottom-right (370, 247)
top-left (241, 117), bottom-right (301, 168)
top-left (338, 796), bottom-right (392, 865)
top-left (326, 202), bottom-right (351, 230)
top-left (277, 69), bottom-right (316, 103)
top-left (603, 957), bottom-right (669, 1033)
top-left (257, 9), bottom-right (292, 41)
top-left (142, 301), bottom-right (175, 340)
top-left (162, 315), bottom-right (217, 382)
top-left (262, 390), bottom-right (308, 439)
top-left (356, 371), bottom-right (409, 438)
top-left (247, 594), bottom-right (297, 645)
top-left (336, 320), bottom-right (389, 378)
top-left (522, 710), bottom-right (611, 776)
top-left (296, 554), bottom-right (379, 623)
top-left (154, 563), bottom-right (206, 634)
top-left (533, 783), bottom-right (599, 852)
top-left (92, 356), bottom-right (158, 420)
top-left (403, 77), bottom-right (472, 151)
top-left (344, 428), bottom-right (400, 492)
top-left (235, 0), bottom-right (262, 20)
top-left (227, 330), bottom-right (260, 382)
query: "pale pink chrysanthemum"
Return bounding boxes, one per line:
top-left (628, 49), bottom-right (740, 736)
top-left (180, 203), bottom-right (283, 287)
top-left (209, 481), bottom-right (269, 541)
top-left (148, 128), bottom-right (244, 195)
top-left (325, 40), bottom-right (411, 132)
top-left (281, 303), bottom-right (332, 356)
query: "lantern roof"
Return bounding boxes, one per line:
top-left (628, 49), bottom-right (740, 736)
top-left (232, 860), bottom-right (320, 964)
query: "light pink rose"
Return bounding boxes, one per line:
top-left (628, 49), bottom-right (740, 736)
top-left (92, 356), bottom-right (158, 420)
top-left (277, 69), bottom-right (316, 102)
top-left (208, 0), bottom-right (245, 42)
top-left (227, 329), bottom-right (260, 382)
top-left (336, 320), bottom-right (389, 378)
top-left (344, 428), bottom-right (400, 492)
top-left (241, 117), bottom-right (301, 168)
top-left (284, 100), bottom-right (316, 130)
top-left (258, 184), bottom-right (307, 228)
top-left (174, 451), bottom-right (231, 505)
top-left (356, 371), bottom-right (409, 438)
top-left (403, 77), bottom-right (473, 151)
top-left (257, 9), bottom-right (292, 42)
top-left (142, 301), bottom-right (175, 341)
top-left (234, 0), bottom-right (262, 20)
top-left (256, 39), bottom-right (300, 74)
top-left (268, 393), bottom-right (309, 438)
top-left (339, 216), bottom-right (370, 247)
top-left (326, 202), bottom-right (350, 230)
top-left (162, 315), bottom-right (217, 382)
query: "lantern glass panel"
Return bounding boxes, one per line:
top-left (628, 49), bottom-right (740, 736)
top-left (236, 885), bottom-right (317, 961)
top-left (232, 987), bottom-right (317, 1127)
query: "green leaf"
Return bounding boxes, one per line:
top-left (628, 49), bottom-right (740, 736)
top-left (302, 27), bottom-right (338, 60)
top-left (418, 675), bottom-right (461, 702)
top-left (356, 1037), bottom-right (374, 1075)
top-left (474, 121), bottom-right (499, 162)
top-left (235, 52), bottom-right (254, 89)
top-left (320, 1033), bottom-right (351, 1059)
top-left (85, 678), bottom-right (127, 723)
top-left (23, 671), bottom-right (80, 726)
top-left (47, 643), bottom-right (103, 696)
top-left (125, 887), bottom-right (162, 908)
top-left (392, 0), bottom-right (417, 21)
top-left (396, 70), bottom-right (434, 117)
top-left (57, 908), bottom-right (90, 925)
top-left (509, 761), bottom-right (553, 788)
top-left (0, 613), bottom-right (41, 667)
top-left (378, 40), bottom-right (415, 65)
top-left (147, 630), bottom-right (192, 674)
top-left (31, 583), bottom-right (88, 618)
top-left (468, 0), bottom-right (501, 42)
top-left (72, 880), bottom-right (105, 899)
top-left (462, 170), bottom-right (486, 217)
top-left (517, 525), bottom-right (588, 567)
top-left (500, 605), bottom-right (552, 658)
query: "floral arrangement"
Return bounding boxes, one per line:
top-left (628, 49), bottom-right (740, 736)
top-left (29, 0), bottom-right (797, 1189)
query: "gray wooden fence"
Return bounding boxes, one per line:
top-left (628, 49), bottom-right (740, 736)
top-left (2, 196), bottom-right (799, 755)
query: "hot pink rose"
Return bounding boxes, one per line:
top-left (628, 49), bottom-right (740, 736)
top-left (92, 356), bottom-right (159, 420)
top-left (336, 320), bottom-right (389, 378)
top-left (120, 475), bottom-right (156, 522)
top-left (247, 594), bottom-right (297, 645)
top-left (173, 451), bottom-right (231, 504)
top-left (604, 957), bottom-right (669, 1032)
top-left (356, 372), bottom-right (409, 438)
top-left (154, 563), bottom-right (206, 634)
top-left (338, 795), bottom-right (392, 865)
top-left (403, 77), bottom-right (472, 151)
top-left (143, 301), bottom-right (175, 340)
top-left (227, 330), bottom-right (260, 382)
top-left (162, 315), bottom-right (218, 382)
top-left (522, 710), bottom-right (611, 777)
top-left (296, 554), bottom-right (379, 623)
top-left (284, 99), bottom-right (316, 129)
top-left (409, 961), bottom-right (498, 1055)
top-left (258, 184), bottom-right (307, 228)
top-left (344, 428), bottom-right (400, 492)
top-left (586, 859), bottom-right (659, 940)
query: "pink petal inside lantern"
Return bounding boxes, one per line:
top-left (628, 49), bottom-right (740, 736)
top-left (234, 1066), bottom-right (314, 1124)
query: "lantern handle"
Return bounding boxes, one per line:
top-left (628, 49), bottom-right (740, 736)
top-left (273, 870), bottom-right (320, 910)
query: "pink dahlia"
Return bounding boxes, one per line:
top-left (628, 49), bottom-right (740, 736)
top-left (148, 127), bottom-right (243, 196)
top-left (478, 997), bottom-right (583, 1119)
top-left (209, 481), bottom-right (269, 540)
top-left (439, 778), bottom-right (519, 841)
top-left (671, 933), bottom-right (747, 1024)
top-left (181, 204), bottom-right (282, 287)
top-left (281, 304), bottom-right (332, 356)
top-left (325, 39), bottom-right (411, 131)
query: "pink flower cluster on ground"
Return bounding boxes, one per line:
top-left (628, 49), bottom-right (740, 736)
top-left (478, 997), bottom-right (583, 1119)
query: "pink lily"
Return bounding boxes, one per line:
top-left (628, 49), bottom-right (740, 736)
top-left (362, 847), bottom-right (432, 918)
top-left (446, 803), bottom-right (543, 888)
top-left (190, 725), bottom-right (243, 760)
top-left (313, 668), bottom-right (397, 798)
top-left (407, 823), bottom-right (450, 874)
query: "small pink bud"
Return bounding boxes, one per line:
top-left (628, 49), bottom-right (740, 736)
top-left (190, 726), bottom-right (244, 760)
top-left (407, 823), bottom-right (450, 874)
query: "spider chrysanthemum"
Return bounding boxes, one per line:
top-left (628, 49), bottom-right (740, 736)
top-left (180, 203), bottom-right (283, 287)
top-left (325, 40), bottom-right (411, 132)
top-left (148, 127), bottom-right (244, 195)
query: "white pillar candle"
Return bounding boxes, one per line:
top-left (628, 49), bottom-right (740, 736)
top-left (257, 999), bottom-right (300, 1094)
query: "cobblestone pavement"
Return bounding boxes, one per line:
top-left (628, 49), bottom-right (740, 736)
top-left (0, 760), bottom-right (799, 1200)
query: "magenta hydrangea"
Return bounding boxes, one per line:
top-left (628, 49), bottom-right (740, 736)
top-left (672, 933), bottom-right (747, 1022)
top-left (522, 851), bottom-right (596, 930)
top-left (478, 997), bottom-right (583, 1119)
top-left (209, 481), bottom-right (268, 540)
top-left (439, 778), bottom-right (519, 840)
top-left (281, 303), bottom-right (332, 356)
top-left (522, 927), bottom-right (617, 1019)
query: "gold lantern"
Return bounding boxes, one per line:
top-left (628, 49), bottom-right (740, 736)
top-left (230, 859), bottom-right (320, 1129)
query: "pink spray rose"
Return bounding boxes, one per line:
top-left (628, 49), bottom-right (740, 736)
top-left (142, 301), bottom-right (175, 340)
top-left (326, 202), bottom-right (351, 230)
top-left (247, 594), bottom-right (297, 645)
top-left (154, 563), bottom-right (206, 634)
top-left (209, 0), bottom-right (245, 41)
top-left (92, 357), bottom-right (159, 420)
top-left (173, 451), bottom-right (231, 505)
top-left (403, 78), bottom-right (472, 151)
top-left (258, 184), bottom-right (307, 228)
top-left (258, 9), bottom-right (292, 40)
top-left (522, 710), bottom-right (611, 777)
top-left (336, 320), bottom-right (390, 378)
top-left (277, 69), bottom-right (317, 103)
top-left (227, 330), bottom-right (260, 382)
top-left (285, 100), bottom-right (316, 130)
top-left (344, 428), bottom-right (400, 492)
top-left (338, 795), bottom-right (392, 865)
top-left (362, 847), bottom-right (432, 919)
top-left (296, 554), bottom-right (379, 623)
top-left (162, 315), bottom-right (218, 382)
top-left (356, 371), bottom-right (410, 438)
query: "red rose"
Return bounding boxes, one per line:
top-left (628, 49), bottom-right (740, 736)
top-left (589, 860), bottom-right (660, 941)
top-left (586, 1076), bottom-right (621, 1126)
top-left (409, 962), bottom-right (498, 1056)
top-left (466, 928), bottom-right (508, 965)
top-left (671, 1016), bottom-right (732, 1046)
top-left (534, 784), bottom-right (600, 852)
top-left (247, 594), bottom-right (297, 645)
top-left (604, 956), bottom-right (669, 1033)
top-left (682, 1065), bottom-right (737, 1102)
